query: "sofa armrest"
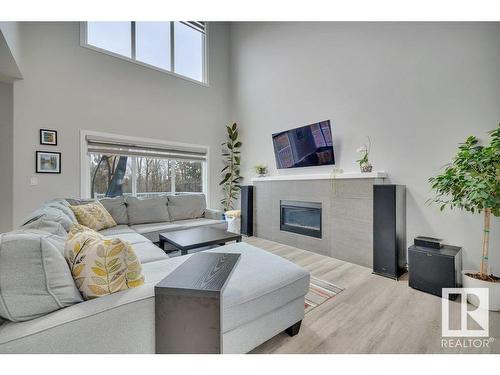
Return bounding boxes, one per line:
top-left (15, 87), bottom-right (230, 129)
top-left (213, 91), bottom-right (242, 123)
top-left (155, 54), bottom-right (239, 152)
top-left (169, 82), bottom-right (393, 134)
top-left (0, 284), bottom-right (156, 353)
top-left (204, 208), bottom-right (224, 220)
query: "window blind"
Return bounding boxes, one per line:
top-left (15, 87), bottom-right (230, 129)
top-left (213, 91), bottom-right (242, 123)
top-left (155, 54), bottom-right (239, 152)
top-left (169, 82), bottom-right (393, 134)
top-left (86, 138), bottom-right (207, 162)
top-left (181, 21), bottom-right (206, 34)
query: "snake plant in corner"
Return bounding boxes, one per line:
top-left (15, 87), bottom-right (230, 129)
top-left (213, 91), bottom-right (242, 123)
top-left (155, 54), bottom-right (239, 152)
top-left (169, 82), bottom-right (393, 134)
top-left (220, 123), bottom-right (242, 212)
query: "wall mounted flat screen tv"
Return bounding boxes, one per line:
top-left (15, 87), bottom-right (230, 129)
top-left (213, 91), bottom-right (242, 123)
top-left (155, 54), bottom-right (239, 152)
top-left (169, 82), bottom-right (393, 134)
top-left (272, 120), bottom-right (335, 169)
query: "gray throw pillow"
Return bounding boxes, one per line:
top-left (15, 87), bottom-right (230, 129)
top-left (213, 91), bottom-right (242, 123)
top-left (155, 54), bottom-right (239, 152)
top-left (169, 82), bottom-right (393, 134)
top-left (126, 196), bottom-right (170, 225)
top-left (44, 199), bottom-right (78, 224)
top-left (0, 229), bottom-right (83, 322)
top-left (23, 217), bottom-right (67, 238)
top-left (99, 196), bottom-right (128, 225)
top-left (167, 194), bottom-right (206, 221)
top-left (22, 205), bottom-right (75, 232)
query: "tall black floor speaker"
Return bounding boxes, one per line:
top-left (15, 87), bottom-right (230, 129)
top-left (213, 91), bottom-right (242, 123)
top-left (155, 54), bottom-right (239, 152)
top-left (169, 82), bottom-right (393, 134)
top-left (373, 185), bottom-right (406, 279)
top-left (240, 185), bottom-right (254, 236)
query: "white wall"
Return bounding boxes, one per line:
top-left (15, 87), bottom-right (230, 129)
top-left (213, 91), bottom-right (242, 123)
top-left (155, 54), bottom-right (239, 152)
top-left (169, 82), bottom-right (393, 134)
top-left (0, 22), bottom-right (22, 81)
top-left (0, 22), bottom-right (22, 64)
top-left (12, 22), bottom-right (231, 225)
top-left (229, 22), bottom-right (500, 272)
top-left (8, 21), bottom-right (500, 272)
top-left (0, 82), bottom-right (13, 232)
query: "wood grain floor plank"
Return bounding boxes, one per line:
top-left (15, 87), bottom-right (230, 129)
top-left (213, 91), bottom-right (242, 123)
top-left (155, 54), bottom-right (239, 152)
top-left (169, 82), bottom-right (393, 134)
top-left (245, 236), bottom-right (500, 354)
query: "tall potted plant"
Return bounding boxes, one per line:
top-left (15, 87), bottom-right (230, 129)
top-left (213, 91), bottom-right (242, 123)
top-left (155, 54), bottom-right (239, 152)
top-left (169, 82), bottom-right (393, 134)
top-left (220, 123), bottom-right (242, 212)
top-left (429, 124), bottom-right (500, 310)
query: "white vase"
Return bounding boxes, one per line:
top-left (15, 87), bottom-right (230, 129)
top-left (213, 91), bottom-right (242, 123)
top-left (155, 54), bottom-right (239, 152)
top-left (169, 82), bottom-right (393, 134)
top-left (360, 163), bottom-right (372, 173)
top-left (462, 270), bottom-right (500, 311)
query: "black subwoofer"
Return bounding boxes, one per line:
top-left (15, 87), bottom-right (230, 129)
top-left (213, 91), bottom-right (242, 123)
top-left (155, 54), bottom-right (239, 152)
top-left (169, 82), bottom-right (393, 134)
top-left (408, 245), bottom-right (462, 298)
top-left (240, 185), bottom-right (254, 236)
top-left (373, 184), bottom-right (407, 279)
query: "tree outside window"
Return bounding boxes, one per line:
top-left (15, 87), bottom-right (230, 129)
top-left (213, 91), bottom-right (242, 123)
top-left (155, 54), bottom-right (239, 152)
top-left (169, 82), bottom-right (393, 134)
top-left (89, 154), bottom-right (203, 199)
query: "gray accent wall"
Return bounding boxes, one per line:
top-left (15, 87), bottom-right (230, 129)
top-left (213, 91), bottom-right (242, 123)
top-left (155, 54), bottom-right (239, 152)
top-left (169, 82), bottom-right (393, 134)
top-left (254, 178), bottom-right (381, 268)
top-left (10, 22), bottom-right (232, 225)
top-left (230, 22), bottom-right (500, 272)
top-left (0, 82), bottom-right (13, 232)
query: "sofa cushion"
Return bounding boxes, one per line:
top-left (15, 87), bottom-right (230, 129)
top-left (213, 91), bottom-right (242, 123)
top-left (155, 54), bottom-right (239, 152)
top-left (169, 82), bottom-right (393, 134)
top-left (131, 242), bottom-right (169, 264)
top-left (70, 201), bottom-right (117, 231)
top-left (112, 232), bottom-right (152, 245)
top-left (204, 208), bottom-right (224, 220)
top-left (22, 216), bottom-right (67, 237)
top-left (44, 199), bottom-right (78, 224)
top-left (22, 205), bottom-right (76, 232)
top-left (173, 218), bottom-right (227, 231)
top-left (64, 225), bottom-right (144, 300)
top-left (0, 229), bottom-right (83, 322)
top-left (141, 257), bottom-right (191, 283)
top-left (167, 194), bottom-right (206, 221)
top-left (129, 222), bottom-right (184, 243)
top-left (99, 196), bottom-right (128, 225)
top-left (126, 196), bottom-right (170, 225)
top-left (98, 225), bottom-right (137, 237)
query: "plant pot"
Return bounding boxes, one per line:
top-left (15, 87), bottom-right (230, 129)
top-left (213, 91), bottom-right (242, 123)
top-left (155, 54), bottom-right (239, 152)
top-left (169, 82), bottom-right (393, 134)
top-left (462, 270), bottom-right (500, 311)
top-left (360, 163), bottom-right (372, 173)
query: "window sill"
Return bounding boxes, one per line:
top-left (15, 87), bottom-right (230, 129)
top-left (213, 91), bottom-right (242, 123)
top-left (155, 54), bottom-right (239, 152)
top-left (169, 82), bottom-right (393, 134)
top-left (80, 43), bottom-right (209, 87)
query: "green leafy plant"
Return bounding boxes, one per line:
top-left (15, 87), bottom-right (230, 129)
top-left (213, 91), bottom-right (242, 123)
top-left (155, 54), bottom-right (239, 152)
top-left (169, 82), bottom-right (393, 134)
top-left (428, 124), bottom-right (500, 281)
top-left (253, 164), bottom-right (268, 176)
top-left (220, 123), bottom-right (242, 211)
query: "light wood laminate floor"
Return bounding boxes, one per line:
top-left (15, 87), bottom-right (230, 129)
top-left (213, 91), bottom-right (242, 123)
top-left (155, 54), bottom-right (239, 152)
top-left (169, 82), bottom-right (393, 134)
top-left (245, 236), bottom-right (500, 354)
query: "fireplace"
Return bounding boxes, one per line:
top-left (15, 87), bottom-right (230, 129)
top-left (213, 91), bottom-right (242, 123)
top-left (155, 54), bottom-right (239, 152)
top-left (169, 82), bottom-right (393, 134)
top-left (280, 200), bottom-right (322, 238)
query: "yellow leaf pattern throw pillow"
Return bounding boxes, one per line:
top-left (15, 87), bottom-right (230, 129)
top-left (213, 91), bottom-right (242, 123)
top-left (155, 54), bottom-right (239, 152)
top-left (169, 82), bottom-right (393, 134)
top-left (64, 224), bottom-right (145, 300)
top-left (70, 200), bottom-right (117, 231)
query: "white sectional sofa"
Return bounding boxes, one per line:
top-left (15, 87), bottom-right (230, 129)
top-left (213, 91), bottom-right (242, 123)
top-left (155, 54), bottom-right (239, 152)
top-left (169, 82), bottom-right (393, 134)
top-left (0, 194), bottom-right (310, 353)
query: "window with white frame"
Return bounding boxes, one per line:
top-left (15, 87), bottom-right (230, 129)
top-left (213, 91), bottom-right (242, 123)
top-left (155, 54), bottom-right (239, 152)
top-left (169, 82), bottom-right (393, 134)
top-left (86, 138), bottom-right (206, 199)
top-left (82, 21), bottom-right (207, 83)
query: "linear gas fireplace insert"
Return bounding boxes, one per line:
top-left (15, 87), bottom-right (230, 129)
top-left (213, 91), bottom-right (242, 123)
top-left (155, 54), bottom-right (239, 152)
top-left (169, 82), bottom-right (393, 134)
top-left (280, 200), bottom-right (322, 238)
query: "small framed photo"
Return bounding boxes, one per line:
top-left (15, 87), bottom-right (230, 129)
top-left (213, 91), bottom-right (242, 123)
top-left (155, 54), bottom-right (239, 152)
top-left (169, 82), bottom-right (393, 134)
top-left (36, 151), bottom-right (61, 174)
top-left (40, 129), bottom-right (58, 146)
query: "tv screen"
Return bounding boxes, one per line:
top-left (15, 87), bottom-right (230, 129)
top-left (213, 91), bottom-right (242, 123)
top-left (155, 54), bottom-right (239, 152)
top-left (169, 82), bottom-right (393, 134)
top-left (272, 120), bottom-right (335, 169)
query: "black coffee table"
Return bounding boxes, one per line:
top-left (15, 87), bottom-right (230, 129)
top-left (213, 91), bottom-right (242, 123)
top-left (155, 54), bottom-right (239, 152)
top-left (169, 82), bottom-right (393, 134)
top-left (159, 227), bottom-right (242, 256)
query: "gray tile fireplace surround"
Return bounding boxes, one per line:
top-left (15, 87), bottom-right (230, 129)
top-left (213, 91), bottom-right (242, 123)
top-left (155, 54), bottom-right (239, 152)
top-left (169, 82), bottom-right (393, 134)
top-left (253, 176), bottom-right (385, 268)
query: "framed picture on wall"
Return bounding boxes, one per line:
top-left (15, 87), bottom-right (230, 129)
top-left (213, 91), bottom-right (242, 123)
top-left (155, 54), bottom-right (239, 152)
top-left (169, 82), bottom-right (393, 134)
top-left (40, 129), bottom-right (58, 146)
top-left (36, 151), bottom-right (61, 174)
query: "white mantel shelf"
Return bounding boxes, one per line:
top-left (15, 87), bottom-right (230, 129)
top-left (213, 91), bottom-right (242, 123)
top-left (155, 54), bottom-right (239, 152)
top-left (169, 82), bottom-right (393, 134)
top-left (251, 171), bottom-right (387, 183)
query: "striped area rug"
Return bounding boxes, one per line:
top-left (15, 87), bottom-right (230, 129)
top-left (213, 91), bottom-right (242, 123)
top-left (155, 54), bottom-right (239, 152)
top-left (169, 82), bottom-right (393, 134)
top-left (305, 277), bottom-right (344, 314)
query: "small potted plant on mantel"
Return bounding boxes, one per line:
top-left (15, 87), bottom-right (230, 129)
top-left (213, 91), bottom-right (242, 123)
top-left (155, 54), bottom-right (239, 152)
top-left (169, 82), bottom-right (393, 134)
top-left (253, 164), bottom-right (268, 177)
top-left (429, 124), bottom-right (500, 310)
top-left (356, 136), bottom-right (373, 173)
